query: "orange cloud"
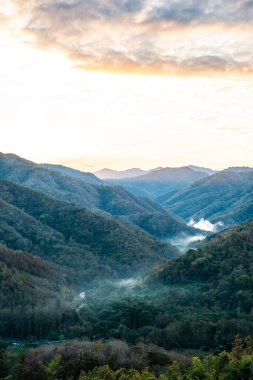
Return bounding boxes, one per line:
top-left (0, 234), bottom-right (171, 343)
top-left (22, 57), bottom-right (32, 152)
top-left (6, 0), bottom-right (253, 76)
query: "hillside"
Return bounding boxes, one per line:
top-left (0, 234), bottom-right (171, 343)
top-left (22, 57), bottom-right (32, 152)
top-left (159, 170), bottom-right (253, 225)
top-left (0, 179), bottom-right (178, 283)
top-left (108, 167), bottom-right (208, 198)
top-left (0, 153), bottom-right (194, 238)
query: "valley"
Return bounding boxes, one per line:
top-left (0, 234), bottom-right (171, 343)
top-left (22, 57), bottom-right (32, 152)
top-left (0, 154), bottom-right (252, 379)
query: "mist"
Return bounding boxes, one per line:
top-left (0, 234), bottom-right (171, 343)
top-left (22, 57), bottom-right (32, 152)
top-left (188, 218), bottom-right (224, 232)
top-left (169, 233), bottom-right (206, 252)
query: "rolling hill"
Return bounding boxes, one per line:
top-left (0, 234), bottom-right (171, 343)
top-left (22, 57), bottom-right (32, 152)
top-left (158, 170), bottom-right (253, 226)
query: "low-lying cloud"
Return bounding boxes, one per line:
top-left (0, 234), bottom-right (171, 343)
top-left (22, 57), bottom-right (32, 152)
top-left (188, 218), bottom-right (224, 232)
top-left (170, 233), bottom-right (206, 252)
top-left (4, 0), bottom-right (253, 75)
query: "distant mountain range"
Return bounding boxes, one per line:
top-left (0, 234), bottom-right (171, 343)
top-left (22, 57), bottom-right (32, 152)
top-left (95, 165), bottom-right (216, 181)
top-left (106, 166), bottom-right (209, 198)
top-left (158, 170), bottom-right (253, 226)
top-left (94, 168), bottom-right (149, 179)
top-left (225, 166), bottom-right (253, 173)
top-left (187, 165), bottom-right (217, 176)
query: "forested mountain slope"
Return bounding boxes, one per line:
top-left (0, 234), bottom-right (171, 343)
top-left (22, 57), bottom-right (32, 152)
top-left (0, 243), bottom-right (63, 308)
top-left (153, 219), bottom-right (253, 312)
top-left (158, 171), bottom-right (253, 225)
top-left (0, 179), bottom-right (178, 283)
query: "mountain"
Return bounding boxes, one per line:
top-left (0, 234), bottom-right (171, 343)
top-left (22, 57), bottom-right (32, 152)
top-left (0, 153), bottom-right (195, 239)
top-left (153, 220), bottom-right (253, 313)
top-left (94, 168), bottom-right (149, 179)
top-left (225, 166), bottom-right (253, 173)
top-left (0, 153), bottom-right (167, 215)
top-left (0, 153), bottom-right (163, 214)
top-left (0, 179), bottom-right (178, 283)
top-left (108, 167), bottom-right (208, 198)
top-left (187, 165), bottom-right (217, 175)
top-left (159, 170), bottom-right (253, 226)
top-left (41, 163), bottom-right (102, 184)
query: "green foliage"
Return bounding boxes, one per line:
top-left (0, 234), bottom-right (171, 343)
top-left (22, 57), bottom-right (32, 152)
top-left (45, 354), bottom-right (62, 380)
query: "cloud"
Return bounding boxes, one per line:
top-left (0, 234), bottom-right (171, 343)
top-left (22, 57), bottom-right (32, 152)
top-left (6, 0), bottom-right (253, 76)
top-left (188, 218), bottom-right (224, 232)
top-left (146, 0), bottom-right (253, 24)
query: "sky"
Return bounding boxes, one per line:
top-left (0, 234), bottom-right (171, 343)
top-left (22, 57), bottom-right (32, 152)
top-left (0, 0), bottom-right (253, 171)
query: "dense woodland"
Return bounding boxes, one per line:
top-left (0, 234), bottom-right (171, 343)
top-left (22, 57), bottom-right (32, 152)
top-left (0, 153), bottom-right (253, 379)
top-left (0, 178), bottom-right (178, 283)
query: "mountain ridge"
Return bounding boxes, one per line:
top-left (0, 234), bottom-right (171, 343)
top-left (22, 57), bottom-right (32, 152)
top-left (107, 166), bottom-right (208, 198)
top-left (0, 153), bottom-right (195, 239)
